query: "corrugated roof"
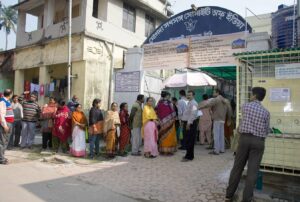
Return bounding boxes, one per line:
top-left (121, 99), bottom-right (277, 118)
top-left (234, 47), bottom-right (300, 57)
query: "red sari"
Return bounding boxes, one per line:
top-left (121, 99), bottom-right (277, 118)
top-left (119, 109), bottom-right (130, 152)
top-left (53, 106), bottom-right (72, 143)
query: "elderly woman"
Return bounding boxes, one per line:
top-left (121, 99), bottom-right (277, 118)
top-left (104, 102), bottom-right (120, 158)
top-left (70, 104), bottom-right (88, 157)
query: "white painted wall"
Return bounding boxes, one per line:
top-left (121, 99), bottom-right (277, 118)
top-left (136, 0), bottom-right (168, 16)
top-left (246, 13), bottom-right (272, 35)
top-left (246, 32), bottom-right (271, 51)
top-left (16, 0), bottom-right (169, 48)
top-left (114, 47), bottom-right (164, 109)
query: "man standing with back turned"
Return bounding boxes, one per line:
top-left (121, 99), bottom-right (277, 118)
top-left (129, 94), bottom-right (145, 156)
top-left (226, 87), bottom-right (270, 202)
top-left (199, 89), bottom-right (232, 155)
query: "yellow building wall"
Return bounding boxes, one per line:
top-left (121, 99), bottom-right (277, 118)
top-left (247, 76), bottom-right (300, 172)
top-left (253, 77), bottom-right (300, 134)
top-left (14, 35), bottom-right (83, 70)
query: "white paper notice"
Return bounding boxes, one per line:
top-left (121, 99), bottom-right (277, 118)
top-left (197, 110), bottom-right (203, 117)
top-left (270, 88), bottom-right (290, 102)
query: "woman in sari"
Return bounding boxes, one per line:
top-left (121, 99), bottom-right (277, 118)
top-left (156, 91), bottom-right (177, 155)
top-left (104, 102), bottom-right (120, 158)
top-left (119, 103), bottom-right (130, 156)
top-left (52, 100), bottom-right (72, 153)
top-left (143, 97), bottom-right (159, 158)
top-left (70, 104), bottom-right (88, 157)
top-left (41, 97), bottom-right (57, 150)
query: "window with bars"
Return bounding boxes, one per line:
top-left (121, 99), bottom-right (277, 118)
top-left (122, 3), bottom-right (136, 32)
top-left (145, 14), bottom-right (155, 37)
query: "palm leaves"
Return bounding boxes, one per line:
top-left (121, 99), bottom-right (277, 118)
top-left (0, 5), bottom-right (17, 50)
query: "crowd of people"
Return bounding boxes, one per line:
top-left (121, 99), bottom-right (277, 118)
top-left (0, 86), bottom-right (270, 201)
top-left (0, 88), bottom-right (234, 163)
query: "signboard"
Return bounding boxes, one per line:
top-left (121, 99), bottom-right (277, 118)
top-left (144, 6), bottom-right (251, 44)
top-left (275, 63), bottom-right (300, 79)
top-left (190, 32), bottom-right (246, 67)
top-left (143, 38), bottom-right (189, 70)
top-left (143, 32), bottom-right (245, 70)
top-left (115, 71), bottom-right (140, 92)
top-left (270, 88), bottom-right (290, 102)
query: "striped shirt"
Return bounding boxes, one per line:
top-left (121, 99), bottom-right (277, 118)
top-left (22, 101), bottom-right (41, 122)
top-left (239, 100), bottom-right (270, 138)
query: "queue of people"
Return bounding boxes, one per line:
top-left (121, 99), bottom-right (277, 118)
top-left (0, 87), bottom-right (270, 201)
top-left (0, 88), bottom-right (234, 164)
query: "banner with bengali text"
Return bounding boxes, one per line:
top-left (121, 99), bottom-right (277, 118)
top-left (143, 32), bottom-right (246, 70)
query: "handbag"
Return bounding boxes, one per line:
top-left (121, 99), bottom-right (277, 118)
top-left (88, 121), bottom-right (104, 135)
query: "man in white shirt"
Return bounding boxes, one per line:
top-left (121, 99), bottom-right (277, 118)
top-left (0, 89), bottom-right (14, 164)
top-left (177, 90), bottom-right (188, 150)
top-left (181, 90), bottom-right (198, 161)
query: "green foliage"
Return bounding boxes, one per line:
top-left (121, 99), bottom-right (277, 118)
top-left (0, 5), bottom-right (17, 34)
top-left (0, 5), bottom-right (17, 50)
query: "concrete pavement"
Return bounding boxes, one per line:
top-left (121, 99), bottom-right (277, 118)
top-left (1, 145), bottom-right (235, 202)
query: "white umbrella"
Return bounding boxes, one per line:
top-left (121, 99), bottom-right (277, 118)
top-left (163, 72), bottom-right (217, 88)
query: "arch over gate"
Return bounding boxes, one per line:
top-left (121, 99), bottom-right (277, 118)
top-left (144, 6), bottom-right (252, 44)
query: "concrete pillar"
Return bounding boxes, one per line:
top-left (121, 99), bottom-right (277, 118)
top-left (44, 0), bottom-right (55, 27)
top-left (136, 9), bottom-right (145, 38)
top-left (71, 61), bottom-right (86, 110)
top-left (38, 66), bottom-right (50, 105)
top-left (82, 0), bottom-right (92, 27)
top-left (114, 47), bottom-right (145, 109)
top-left (16, 11), bottom-right (26, 46)
top-left (14, 70), bottom-right (25, 96)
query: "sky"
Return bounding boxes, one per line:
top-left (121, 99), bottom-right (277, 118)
top-left (0, 0), bottom-right (296, 50)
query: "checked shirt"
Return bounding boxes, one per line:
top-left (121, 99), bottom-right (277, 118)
top-left (239, 100), bottom-right (270, 138)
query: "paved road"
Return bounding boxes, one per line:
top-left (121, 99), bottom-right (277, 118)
top-left (0, 160), bottom-right (141, 202)
top-left (1, 145), bottom-right (235, 202)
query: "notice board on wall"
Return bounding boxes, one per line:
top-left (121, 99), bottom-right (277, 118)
top-left (115, 71), bottom-right (140, 92)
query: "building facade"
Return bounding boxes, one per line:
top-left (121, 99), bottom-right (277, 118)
top-left (272, 4), bottom-right (298, 48)
top-left (12, 0), bottom-right (172, 109)
top-left (246, 13), bottom-right (272, 35)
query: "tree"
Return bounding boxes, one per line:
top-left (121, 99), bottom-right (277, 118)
top-left (0, 5), bottom-right (17, 50)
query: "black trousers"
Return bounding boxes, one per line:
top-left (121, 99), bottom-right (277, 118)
top-left (42, 132), bottom-right (52, 149)
top-left (184, 120), bottom-right (198, 160)
top-left (10, 120), bottom-right (22, 147)
top-left (180, 121), bottom-right (187, 148)
top-left (226, 133), bottom-right (265, 202)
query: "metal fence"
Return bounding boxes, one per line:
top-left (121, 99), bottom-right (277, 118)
top-left (235, 49), bottom-right (300, 176)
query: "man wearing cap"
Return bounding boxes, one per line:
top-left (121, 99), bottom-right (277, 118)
top-left (20, 93), bottom-right (41, 149)
top-left (67, 95), bottom-right (79, 112)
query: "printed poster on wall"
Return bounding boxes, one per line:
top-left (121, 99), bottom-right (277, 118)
top-left (143, 38), bottom-right (189, 70)
top-left (270, 88), bottom-right (290, 102)
top-left (190, 32), bottom-right (246, 68)
top-left (275, 63), bottom-right (300, 79)
top-left (115, 71), bottom-right (140, 92)
top-left (143, 32), bottom-right (246, 70)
